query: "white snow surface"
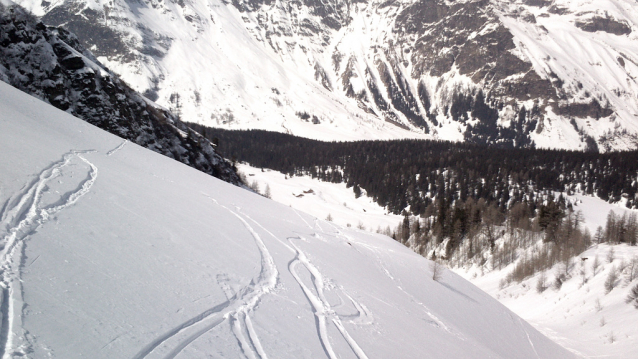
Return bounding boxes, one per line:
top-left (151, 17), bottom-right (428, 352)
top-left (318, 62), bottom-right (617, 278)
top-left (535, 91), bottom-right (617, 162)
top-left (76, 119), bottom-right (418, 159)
top-left (237, 163), bottom-right (403, 233)
top-left (0, 80), bottom-right (576, 358)
top-left (457, 243), bottom-right (638, 359)
top-left (237, 162), bottom-right (638, 358)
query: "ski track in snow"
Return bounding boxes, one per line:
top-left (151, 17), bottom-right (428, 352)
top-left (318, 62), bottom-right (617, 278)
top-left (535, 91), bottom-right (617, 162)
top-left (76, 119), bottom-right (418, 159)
top-left (327, 224), bottom-right (464, 340)
top-left (288, 235), bottom-right (369, 359)
top-left (133, 200), bottom-right (278, 359)
top-left (0, 150), bottom-right (98, 358)
top-left (137, 194), bottom-right (370, 359)
top-left (106, 140), bottom-right (128, 156)
top-left (518, 317), bottom-right (541, 359)
top-left (242, 212), bottom-right (370, 358)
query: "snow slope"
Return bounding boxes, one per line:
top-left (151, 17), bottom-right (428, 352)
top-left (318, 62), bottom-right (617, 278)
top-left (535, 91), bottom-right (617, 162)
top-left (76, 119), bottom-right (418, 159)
top-left (234, 162), bottom-right (638, 358)
top-left (495, 0), bottom-right (638, 151)
top-left (0, 80), bottom-right (575, 358)
top-left (452, 196), bottom-right (638, 359)
top-left (458, 244), bottom-right (638, 359)
top-left (237, 163), bottom-right (403, 233)
top-left (14, 0), bottom-right (638, 149)
top-left (13, 0), bottom-right (426, 142)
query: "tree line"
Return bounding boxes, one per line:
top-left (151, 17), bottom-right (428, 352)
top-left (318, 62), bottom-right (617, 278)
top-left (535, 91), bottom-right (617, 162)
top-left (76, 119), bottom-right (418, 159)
top-left (189, 127), bottom-right (638, 216)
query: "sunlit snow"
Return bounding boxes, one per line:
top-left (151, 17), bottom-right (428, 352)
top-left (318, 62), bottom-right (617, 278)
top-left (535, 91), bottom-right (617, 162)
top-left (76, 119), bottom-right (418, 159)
top-left (0, 80), bottom-right (576, 358)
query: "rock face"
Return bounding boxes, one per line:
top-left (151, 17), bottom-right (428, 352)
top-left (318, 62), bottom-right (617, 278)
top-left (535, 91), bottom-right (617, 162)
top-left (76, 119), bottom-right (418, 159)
top-left (12, 0), bottom-right (638, 150)
top-left (575, 15), bottom-right (632, 35)
top-left (0, 3), bottom-right (241, 185)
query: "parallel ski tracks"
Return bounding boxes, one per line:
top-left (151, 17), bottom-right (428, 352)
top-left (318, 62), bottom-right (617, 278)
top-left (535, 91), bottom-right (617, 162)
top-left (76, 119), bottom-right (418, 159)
top-left (0, 146), bottom-right (373, 358)
top-left (132, 202), bottom-right (277, 359)
top-left (137, 199), bottom-right (371, 359)
top-left (0, 150), bottom-right (98, 358)
top-left (288, 236), bottom-right (369, 359)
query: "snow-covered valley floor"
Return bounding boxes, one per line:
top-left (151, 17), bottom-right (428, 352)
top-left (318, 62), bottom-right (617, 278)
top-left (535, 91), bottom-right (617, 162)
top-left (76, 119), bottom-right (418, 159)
top-left (236, 164), bottom-right (403, 233)
top-left (0, 81), bottom-right (577, 358)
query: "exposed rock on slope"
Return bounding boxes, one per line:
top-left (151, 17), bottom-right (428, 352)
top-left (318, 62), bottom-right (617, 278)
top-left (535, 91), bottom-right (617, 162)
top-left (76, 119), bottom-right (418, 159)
top-left (0, 3), bottom-right (241, 185)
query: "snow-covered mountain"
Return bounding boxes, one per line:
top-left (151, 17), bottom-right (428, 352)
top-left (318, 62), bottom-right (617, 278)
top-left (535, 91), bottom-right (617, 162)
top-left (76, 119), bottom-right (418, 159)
top-left (0, 2), bottom-right (241, 185)
top-left (12, 0), bottom-right (638, 150)
top-left (0, 79), bottom-right (577, 357)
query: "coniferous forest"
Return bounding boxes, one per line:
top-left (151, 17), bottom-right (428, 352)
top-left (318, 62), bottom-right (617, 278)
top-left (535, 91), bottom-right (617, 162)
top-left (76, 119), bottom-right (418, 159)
top-left (190, 126), bottom-right (638, 215)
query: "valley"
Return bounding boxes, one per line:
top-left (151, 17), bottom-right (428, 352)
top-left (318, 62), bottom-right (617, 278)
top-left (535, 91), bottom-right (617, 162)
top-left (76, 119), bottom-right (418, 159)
top-left (2, 0), bottom-right (638, 357)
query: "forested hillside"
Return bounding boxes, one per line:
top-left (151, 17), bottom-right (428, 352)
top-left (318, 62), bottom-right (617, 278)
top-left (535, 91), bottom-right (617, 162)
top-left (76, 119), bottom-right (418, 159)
top-left (191, 127), bottom-right (638, 216)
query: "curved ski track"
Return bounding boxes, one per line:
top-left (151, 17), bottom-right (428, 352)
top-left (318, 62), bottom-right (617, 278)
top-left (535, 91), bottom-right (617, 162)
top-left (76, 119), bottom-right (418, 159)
top-left (327, 224), bottom-right (464, 340)
top-left (106, 140), bottom-right (127, 156)
top-left (287, 236), bottom-right (369, 359)
top-left (132, 202), bottom-right (278, 359)
top-left (156, 203), bottom-right (372, 359)
top-left (0, 150), bottom-right (98, 358)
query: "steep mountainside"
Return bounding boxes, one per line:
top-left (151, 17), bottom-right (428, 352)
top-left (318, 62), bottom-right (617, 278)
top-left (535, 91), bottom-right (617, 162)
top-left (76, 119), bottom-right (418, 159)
top-left (13, 0), bottom-right (638, 150)
top-left (0, 79), bottom-right (577, 358)
top-left (0, 2), bottom-right (241, 185)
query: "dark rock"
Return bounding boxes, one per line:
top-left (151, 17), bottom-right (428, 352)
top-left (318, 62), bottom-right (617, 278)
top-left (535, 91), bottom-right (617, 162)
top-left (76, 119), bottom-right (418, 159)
top-left (547, 5), bottom-right (570, 15)
top-left (59, 56), bottom-right (84, 70)
top-left (618, 56), bottom-right (625, 67)
top-left (523, 0), bottom-right (552, 7)
top-left (43, 6), bottom-right (133, 61)
top-left (575, 16), bottom-right (632, 35)
top-left (0, 3), bottom-right (242, 186)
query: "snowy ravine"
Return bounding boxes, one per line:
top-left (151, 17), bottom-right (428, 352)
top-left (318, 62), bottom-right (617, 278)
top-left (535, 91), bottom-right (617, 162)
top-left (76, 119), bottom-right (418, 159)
top-left (0, 82), bottom-right (575, 358)
top-left (456, 243), bottom-right (638, 359)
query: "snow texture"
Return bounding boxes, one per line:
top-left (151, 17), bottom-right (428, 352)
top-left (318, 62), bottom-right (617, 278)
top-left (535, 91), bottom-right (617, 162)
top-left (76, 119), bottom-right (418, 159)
top-left (241, 162), bottom-right (638, 359)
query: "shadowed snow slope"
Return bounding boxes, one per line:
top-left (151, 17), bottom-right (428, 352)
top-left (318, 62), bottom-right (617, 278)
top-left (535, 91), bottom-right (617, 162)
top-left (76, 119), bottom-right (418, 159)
top-left (0, 80), bottom-right (575, 358)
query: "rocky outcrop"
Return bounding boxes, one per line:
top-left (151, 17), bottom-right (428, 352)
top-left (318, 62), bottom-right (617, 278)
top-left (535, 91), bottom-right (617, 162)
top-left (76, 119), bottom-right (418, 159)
top-left (575, 15), bottom-right (632, 35)
top-left (0, 3), bottom-right (241, 185)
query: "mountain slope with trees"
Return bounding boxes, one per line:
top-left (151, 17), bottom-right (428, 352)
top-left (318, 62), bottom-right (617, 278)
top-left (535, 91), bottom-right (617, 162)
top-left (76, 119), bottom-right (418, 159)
top-left (14, 0), bottom-right (638, 150)
top-left (195, 127), bottom-right (638, 216)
